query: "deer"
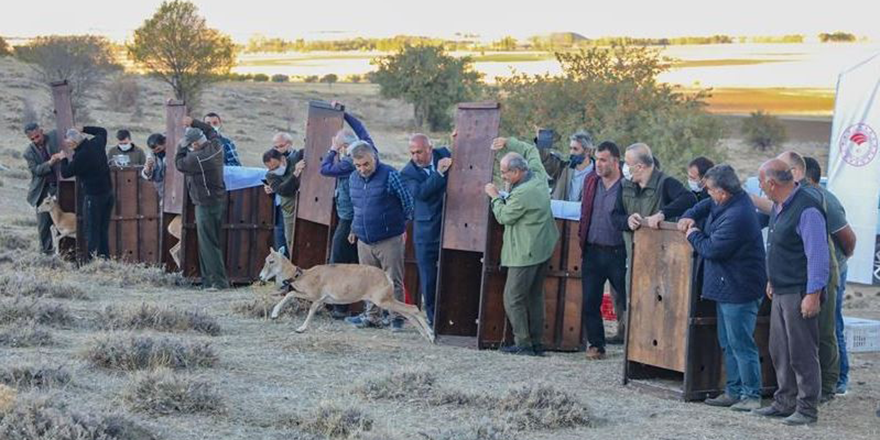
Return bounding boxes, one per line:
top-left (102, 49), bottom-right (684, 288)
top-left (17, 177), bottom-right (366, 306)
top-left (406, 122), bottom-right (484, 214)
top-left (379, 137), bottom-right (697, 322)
top-left (36, 195), bottom-right (76, 256)
top-left (258, 248), bottom-right (434, 342)
top-left (166, 215), bottom-right (182, 268)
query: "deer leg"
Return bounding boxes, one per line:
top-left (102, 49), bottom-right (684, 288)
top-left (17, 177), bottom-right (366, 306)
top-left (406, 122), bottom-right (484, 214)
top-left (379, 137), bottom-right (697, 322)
top-left (50, 225), bottom-right (61, 256)
top-left (296, 298), bottom-right (325, 333)
top-left (270, 291), bottom-right (299, 320)
top-left (382, 300), bottom-right (434, 343)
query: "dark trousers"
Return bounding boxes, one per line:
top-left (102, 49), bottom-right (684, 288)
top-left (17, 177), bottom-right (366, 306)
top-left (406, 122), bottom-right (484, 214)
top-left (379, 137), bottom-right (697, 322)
top-left (330, 218), bottom-right (358, 314)
top-left (503, 259), bottom-right (550, 348)
top-left (84, 192), bottom-right (114, 260)
top-left (581, 244), bottom-right (627, 351)
top-left (35, 186), bottom-right (56, 254)
top-left (415, 241), bottom-right (440, 326)
top-left (770, 292), bottom-right (821, 419)
top-left (195, 201), bottom-right (229, 289)
top-left (273, 204), bottom-right (288, 258)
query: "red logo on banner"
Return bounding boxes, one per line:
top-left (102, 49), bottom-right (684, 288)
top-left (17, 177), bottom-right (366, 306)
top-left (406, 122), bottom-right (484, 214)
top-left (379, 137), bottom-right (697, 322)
top-left (839, 123), bottom-right (879, 167)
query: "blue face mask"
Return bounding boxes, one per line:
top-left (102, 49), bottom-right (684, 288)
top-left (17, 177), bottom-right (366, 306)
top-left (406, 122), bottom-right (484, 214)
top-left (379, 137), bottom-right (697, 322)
top-left (569, 154), bottom-right (586, 167)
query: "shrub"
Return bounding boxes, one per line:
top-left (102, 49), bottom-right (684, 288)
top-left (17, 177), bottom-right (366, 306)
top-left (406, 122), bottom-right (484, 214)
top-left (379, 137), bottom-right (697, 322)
top-left (347, 74), bottom-right (362, 83)
top-left (496, 385), bottom-right (593, 430)
top-left (123, 368), bottom-right (223, 415)
top-left (231, 293), bottom-right (308, 319)
top-left (0, 298), bottom-right (73, 327)
top-left (0, 273), bottom-right (88, 300)
top-left (253, 73), bottom-right (269, 82)
top-left (78, 258), bottom-right (190, 288)
top-left (105, 74), bottom-right (141, 113)
top-left (0, 323), bottom-right (53, 347)
top-left (355, 370), bottom-right (437, 400)
top-left (0, 229), bottom-right (30, 251)
top-left (297, 402), bottom-right (373, 439)
top-left (303, 75), bottom-right (319, 83)
top-left (0, 36), bottom-right (10, 57)
top-left (0, 397), bottom-right (156, 440)
top-left (320, 73), bottom-right (338, 88)
top-left (741, 110), bottom-right (787, 151)
top-left (0, 365), bottom-right (71, 390)
top-left (271, 73), bottom-right (289, 83)
top-left (97, 304), bottom-right (220, 335)
top-left (85, 335), bottom-right (218, 371)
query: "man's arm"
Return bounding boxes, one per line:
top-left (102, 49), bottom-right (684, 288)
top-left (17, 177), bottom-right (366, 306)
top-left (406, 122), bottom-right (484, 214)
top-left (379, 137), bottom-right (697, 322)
top-left (751, 194), bottom-right (773, 214)
top-left (174, 147), bottom-right (199, 174)
top-left (274, 150), bottom-right (303, 196)
top-left (490, 195), bottom-right (527, 226)
top-left (387, 170), bottom-right (414, 220)
top-left (401, 167), bottom-right (447, 202)
top-left (687, 215), bottom-right (742, 260)
top-left (799, 207), bottom-right (831, 293)
top-left (502, 137), bottom-right (548, 182)
top-left (660, 177), bottom-right (697, 220)
top-left (682, 197), bottom-right (713, 222)
top-left (190, 120), bottom-right (218, 142)
top-left (343, 112), bottom-right (376, 151)
top-left (320, 150), bottom-right (356, 177)
top-left (25, 148), bottom-right (54, 177)
top-left (82, 126), bottom-right (107, 150)
top-left (611, 186), bottom-right (632, 231)
top-left (223, 137), bottom-right (242, 166)
top-left (833, 225), bottom-right (857, 258)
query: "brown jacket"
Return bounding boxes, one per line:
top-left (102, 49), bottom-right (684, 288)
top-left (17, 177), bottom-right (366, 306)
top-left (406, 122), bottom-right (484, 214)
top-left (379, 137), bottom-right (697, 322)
top-left (174, 120), bottom-right (226, 206)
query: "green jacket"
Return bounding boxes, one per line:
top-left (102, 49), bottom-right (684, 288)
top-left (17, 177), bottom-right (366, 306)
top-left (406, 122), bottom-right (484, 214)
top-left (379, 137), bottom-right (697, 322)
top-left (175, 120), bottom-right (226, 206)
top-left (490, 137), bottom-right (559, 267)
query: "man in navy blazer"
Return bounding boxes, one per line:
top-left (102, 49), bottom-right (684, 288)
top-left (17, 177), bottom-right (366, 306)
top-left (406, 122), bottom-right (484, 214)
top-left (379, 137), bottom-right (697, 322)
top-left (400, 134), bottom-right (453, 328)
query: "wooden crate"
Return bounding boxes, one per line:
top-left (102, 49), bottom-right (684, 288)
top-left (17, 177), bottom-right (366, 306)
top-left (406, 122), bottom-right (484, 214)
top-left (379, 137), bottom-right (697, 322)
top-left (623, 222), bottom-right (776, 401)
top-left (107, 167), bottom-right (163, 264)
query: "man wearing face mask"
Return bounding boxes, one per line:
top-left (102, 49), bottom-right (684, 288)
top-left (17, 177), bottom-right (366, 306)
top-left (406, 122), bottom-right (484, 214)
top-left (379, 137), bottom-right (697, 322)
top-left (263, 148), bottom-right (305, 256)
top-left (611, 143), bottom-right (697, 316)
top-left (268, 131), bottom-right (302, 256)
top-left (204, 112), bottom-right (241, 167)
top-left (142, 133), bottom-right (168, 202)
top-left (107, 129), bottom-right (146, 167)
top-left (175, 116), bottom-right (228, 291)
top-left (551, 131), bottom-right (595, 201)
top-left (687, 156), bottom-right (715, 202)
top-left (678, 165), bottom-right (767, 412)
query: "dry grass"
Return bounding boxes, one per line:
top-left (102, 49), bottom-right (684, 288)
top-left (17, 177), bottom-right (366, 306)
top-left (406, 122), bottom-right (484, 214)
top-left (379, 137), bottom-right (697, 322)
top-left (295, 402), bottom-right (374, 439)
top-left (84, 335), bottom-right (218, 371)
top-left (0, 298), bottom-right (74, 327)
top-left (0, 385), bottom-right (15, 413)
top-left (97, 304), bottom-right (220, 336)
top-left (0, 323), bottom-right (53, 347)
top-left (78, 259), bottom-right (190, 289)
top-left (0, 272), bottom-right (88, 300)
top-left (123, 368), bottom-right (224, 415)
top-left (231, 292), bottom-right (308, 319)
top-left (11, 253), bottom-right (72, 271)
top-left (0, 365), bottom-right (71, 390)
top-left (0, 229), bottom-right (30, 252)
top-left (496, 385), bottom-right (593, 431)
top-left (0, 397), bottom-right (157, 440)
top-left (421, 420), bottom-right (513, 440)
top-left (355, 369), bottom-right (438, 401)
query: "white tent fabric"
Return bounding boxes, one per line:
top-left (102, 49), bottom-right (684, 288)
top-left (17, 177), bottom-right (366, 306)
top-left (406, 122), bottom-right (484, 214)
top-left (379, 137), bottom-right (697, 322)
top-left (827, 51), bottom-right (880, 284)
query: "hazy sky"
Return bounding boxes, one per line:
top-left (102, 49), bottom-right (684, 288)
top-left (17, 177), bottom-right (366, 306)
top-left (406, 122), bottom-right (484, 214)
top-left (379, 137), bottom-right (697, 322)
top-left (4, 0), bottom-right (880, 42)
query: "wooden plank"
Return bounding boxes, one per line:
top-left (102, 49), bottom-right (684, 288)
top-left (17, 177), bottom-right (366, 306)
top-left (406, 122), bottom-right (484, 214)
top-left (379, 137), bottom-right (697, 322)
top-left (477, 218), bottom-right (507, 348)
top-left (626, 223), bottom-right (693, 373)
top-left (441, 103), bottom-right (500, 252)
top-left (163, 100), bottom-right (187, 214)
top-left (291, 219), bottom-right (331, 269)
top-left (50, 81), bottom-right (74, 182)
top-left (297, 101), bottom-right (343, 225)
top-left (435, 249), bottom-right (483, 337)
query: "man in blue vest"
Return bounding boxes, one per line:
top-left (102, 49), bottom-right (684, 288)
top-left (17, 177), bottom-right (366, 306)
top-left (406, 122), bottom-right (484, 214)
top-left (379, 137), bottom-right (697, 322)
top-left (346, 141), bottom-right (414, 331)
top-left (400, 134), bottom-right (452, 328)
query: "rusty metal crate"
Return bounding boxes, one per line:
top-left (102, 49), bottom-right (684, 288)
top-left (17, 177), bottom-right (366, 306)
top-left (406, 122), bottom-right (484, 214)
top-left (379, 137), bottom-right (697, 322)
top-left (107, 167), bottom-right (163, 264)
top-left (623, 222), bottom-right (776, 401)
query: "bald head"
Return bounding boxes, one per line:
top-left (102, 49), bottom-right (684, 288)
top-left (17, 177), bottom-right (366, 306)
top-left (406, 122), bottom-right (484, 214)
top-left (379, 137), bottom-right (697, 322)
top-left (408, 133), bottom-right (433, 167)
top-left (500, 152), bottom-right (529, 186)
top-left (777, 151), bottom-right (806, 181)
top-left (759, 158), bottom-right (795, 203)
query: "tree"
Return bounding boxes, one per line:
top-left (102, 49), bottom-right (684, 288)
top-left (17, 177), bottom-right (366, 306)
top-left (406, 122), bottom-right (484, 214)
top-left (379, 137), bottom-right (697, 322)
top-left (495, 44), bottom-right (724, 180)
top-left (15, 35), bottom-right (121, 118)
top-left (320, 73), bottom-right (338, 89)
top-left (0, 36), bottom-right (11, 57)
top-left (371, 45), bottom-right (483, 131)
top-left (127, 0), bottom-right (235, 110)
top-left (819, 32), bottom-right (857, 43)
top-left (741, 111), bottom-right (787, 151)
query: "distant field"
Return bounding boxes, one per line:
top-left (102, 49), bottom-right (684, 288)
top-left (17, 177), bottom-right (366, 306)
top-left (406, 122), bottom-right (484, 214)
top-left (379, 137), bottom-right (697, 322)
top-left (694, 87), bottom-right (835, 116)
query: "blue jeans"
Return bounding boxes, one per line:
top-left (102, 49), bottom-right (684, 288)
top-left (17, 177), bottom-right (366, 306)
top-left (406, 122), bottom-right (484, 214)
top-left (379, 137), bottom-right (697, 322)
top-left (717, 298), bottom-right (763, 399)
top-left (835, 268), bottom-right (849, 388)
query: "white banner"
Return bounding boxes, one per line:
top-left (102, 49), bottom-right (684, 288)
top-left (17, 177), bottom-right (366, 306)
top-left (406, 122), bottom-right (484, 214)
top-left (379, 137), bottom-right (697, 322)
top-left (827, 51), bottom-right (880, 284)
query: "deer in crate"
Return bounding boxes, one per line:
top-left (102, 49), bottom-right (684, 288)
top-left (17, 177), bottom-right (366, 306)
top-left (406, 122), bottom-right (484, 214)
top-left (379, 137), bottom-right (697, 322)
top-left (36, 195), bottom-right (76, 256)
top-left (258, 248), bottom-right (434, 342)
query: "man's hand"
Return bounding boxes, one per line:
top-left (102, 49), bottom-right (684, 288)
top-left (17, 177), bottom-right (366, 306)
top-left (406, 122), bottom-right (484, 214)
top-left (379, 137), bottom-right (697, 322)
top-left (766, 283), bottom-right (773, 300)
top-left (677, 218), bottom-right (695, 232)
top-left (294, 160), bottom-right (306, 177)
top-left (627, 213), bottom-right (644, 231)
top-left (347, 232), bottom-right (357, 244)
top-left (484, 183), bottom-right (500, 199)
top-left (491, 137), bottom-right (507, 151)
top-left (182, 116), bottom-right (193, 127)
top-left (49, 152), bottom-right (65, 164)
top-left (330, 100), bottom-right (343, 110)
top-left (686, 226), bottom-right (700, 239)
top-left (263, 184), bottom-right (274, 195)
top-left (437, 157), bottom-right (452, 174)
top-left (801, 291), bottom-right (821, 318)
top-left (144, 156), bottom-right (155, 173)
top-left (646, 212), bottom-right (665, 229)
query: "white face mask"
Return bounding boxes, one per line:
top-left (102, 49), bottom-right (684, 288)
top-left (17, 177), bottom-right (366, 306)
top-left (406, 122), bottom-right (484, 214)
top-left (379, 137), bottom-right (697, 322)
top-left (622, 163), bottom-right (633, 181)
top-left (118, 143), bottom-right (132, 152)
top-left (688, 179), bottom-right (702, 192)
top-left (271, 165), bottom-right (287, 176)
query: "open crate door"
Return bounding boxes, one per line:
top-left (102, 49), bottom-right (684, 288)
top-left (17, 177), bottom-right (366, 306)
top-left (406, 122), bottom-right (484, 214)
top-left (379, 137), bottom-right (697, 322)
top-left (50, 81), bottom-right (85, 262)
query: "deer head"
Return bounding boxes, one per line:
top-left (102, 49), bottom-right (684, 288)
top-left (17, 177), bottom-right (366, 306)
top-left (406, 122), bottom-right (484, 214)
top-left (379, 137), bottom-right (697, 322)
top-left (36, 195), bottom-right (59, 214)
top-left (259, 248), bottom-right (298, 286)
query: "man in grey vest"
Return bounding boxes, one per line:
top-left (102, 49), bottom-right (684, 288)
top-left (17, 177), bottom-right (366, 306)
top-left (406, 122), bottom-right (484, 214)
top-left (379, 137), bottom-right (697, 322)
top-left (23, 123), bottom-right (65, 254)
top-left (753, 159), bottom-right (828, 426)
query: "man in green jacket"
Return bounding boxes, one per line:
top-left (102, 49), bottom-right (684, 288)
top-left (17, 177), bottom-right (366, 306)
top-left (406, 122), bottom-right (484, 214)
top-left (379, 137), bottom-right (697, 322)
top-left (175, 116), bottom-right (229, 291)
top-left (484, 137), bottom-right (560, 356)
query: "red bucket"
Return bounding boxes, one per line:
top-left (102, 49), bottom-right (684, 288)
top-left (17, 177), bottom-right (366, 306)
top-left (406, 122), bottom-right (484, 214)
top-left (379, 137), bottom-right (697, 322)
top-left (601, 293), bottom-right (617, 321)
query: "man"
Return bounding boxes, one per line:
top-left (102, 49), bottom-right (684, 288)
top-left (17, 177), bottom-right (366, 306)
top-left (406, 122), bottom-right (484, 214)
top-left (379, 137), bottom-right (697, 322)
top-left (804, 156), bottom-right (856, 396)
top-left (346, 141), bottom-right (413, 331)
top-left (578, 141), bottom-right (626, 360)
top-left (142, 133), bottom-right (167, 202)
top-left (269, 131), bottom-right (300, 256)
top-left (204, 112), bottom-right (242, 166)
top-left (484, 137), bottom-right (559, 356)
top-left (107, 129), bottom-right (146, 166)
top-left (687, 156), bottom-right (715, 202)
top-left (400, 134), bottom-right (452, 328)
top-left (321, 106), bottom-right (376, 319)
top-left (175, 117), bottom-right (229, 291)
top-left (59, 126), bottom-right (113, 260)
top-left (753, 159), bottom-right (828, 426)
top-left (551, 131), bottom-right (595, 201)
top-left (23, 123), bottom-right (64, 254)
top-left (262, 148), bottom-right (305, 256)
top-left (611, 143), bottom-right (697, 334)
top-left (678, 165), bottom-right (766, 412)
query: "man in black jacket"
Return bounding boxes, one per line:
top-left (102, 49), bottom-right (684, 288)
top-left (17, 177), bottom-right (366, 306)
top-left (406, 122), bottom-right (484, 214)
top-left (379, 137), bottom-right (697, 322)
top-left (262, 148), bottom-right (305, 255)
top-left (60, 126), bottom-right (113, 260)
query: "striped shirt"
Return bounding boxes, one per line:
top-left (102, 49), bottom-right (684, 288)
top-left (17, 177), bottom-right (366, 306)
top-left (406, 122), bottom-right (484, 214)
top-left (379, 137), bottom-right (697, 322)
top-left (386, 169), bottom-right (414, 221)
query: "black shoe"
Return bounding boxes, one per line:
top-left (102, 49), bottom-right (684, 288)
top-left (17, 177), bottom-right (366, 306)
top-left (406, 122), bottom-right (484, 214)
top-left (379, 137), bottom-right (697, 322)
top-left (532, 344), bottom-right (545, 357)
top-left (499, 345), bottom-right (536, 356)
top-left (819, 393), bottom-right (835, 404)
top-left (752, 406), bottom-right (794, 418)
